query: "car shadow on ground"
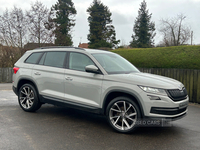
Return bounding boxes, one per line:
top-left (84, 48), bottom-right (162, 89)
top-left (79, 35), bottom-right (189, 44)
top-left (32, 104), bottom-right (182, 136)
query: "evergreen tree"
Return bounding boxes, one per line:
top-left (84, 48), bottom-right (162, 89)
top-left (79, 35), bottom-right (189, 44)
top-left (87, 0), bottom-right (120, 49)
top-left (48, 0), bottom-right (76, 46)
top-left (130, 0), bottom-right (156, 48)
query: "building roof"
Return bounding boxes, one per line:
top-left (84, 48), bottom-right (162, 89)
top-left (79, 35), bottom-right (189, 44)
top-left (78, 43), bottom-right (89, 48)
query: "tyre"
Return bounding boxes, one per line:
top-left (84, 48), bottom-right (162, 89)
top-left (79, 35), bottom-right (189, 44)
top-left (106, 96), bottom-right (141, 133)
top-left (18, 84), bottom-right (41, 112)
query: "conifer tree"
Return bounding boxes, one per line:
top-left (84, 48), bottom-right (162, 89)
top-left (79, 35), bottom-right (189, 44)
top-left (130, 0), bottom-right (156, 48)
top-left (87, 0), bottom-right (120, 49)
top-left (49, 0), bottom-right (76, 46)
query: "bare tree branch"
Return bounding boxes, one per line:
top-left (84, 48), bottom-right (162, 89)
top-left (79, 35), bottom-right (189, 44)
top-left (159, 14), bottom-right (190, 46)
top-left (0, 7), bottom-right (28, 55)
top-left (26, 1), bottom-right (54, 46)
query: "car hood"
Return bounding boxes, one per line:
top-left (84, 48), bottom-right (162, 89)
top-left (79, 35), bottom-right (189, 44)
top-left (104, 72), bottom-right (182, 89)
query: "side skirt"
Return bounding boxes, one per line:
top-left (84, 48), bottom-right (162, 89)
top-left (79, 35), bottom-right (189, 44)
top-left (40, 95), bottom-right (104, 114)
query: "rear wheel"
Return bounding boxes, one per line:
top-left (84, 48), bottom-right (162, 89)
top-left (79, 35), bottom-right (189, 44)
top-left (106, 96), bottom-right (141, 133)
top-left (18, 84), bottom-right (41, 112)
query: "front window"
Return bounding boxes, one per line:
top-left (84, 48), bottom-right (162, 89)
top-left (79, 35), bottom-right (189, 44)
top-left (69, 52), bottom-right (95, 72)
top-left (92, 53), bottom-right (139, 74)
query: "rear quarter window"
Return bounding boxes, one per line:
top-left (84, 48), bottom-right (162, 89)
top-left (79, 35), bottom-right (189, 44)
top-left (25, 52), bottom-right (43, 64)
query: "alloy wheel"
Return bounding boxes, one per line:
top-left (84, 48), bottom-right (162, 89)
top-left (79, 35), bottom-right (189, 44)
top-left (109, 100), bottom-right (137, 131)
top-left (19, 86), bottom-right (35, 109)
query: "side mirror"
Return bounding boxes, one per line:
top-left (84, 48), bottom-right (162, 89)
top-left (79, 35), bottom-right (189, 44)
top-left (85, 65), bottom-right (100, 74)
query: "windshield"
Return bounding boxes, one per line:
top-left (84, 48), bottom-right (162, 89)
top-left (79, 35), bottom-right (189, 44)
top-left (92, 53), bottom-right (140, 74)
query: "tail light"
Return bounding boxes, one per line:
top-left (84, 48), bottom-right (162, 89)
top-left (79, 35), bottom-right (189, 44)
top-left (13, 67), bottom-right (19, 74)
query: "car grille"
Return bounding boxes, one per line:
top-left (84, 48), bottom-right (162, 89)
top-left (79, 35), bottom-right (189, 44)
top-left (167, 88), bottom-right (188, 101)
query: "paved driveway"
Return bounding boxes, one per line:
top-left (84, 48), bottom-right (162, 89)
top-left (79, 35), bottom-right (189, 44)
top-left (0, 83), bottom-right (200, 150)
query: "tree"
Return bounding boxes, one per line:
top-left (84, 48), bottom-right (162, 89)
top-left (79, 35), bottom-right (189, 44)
top-left (87, 0), bottom-right (120, 49)
top-left (159, 14), bottom-right (191, 46)
top-left (0, 8), bottom-right (26, 48)
top-left (130, 0), bottom-right (156, 48)
top-left (0, 7), bottom-right (27, 55)
top-left (48, 0), bottom-right (77, 46)
top-left (0, 9), bottom-right (15, 46)
top-left (26, 1), bottom-right (53, 46)
top-left (11, 7), bottom-right (28, 55)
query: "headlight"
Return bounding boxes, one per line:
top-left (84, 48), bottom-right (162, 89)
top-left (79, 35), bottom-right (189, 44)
top-left (138, 86), bottom-right (167, 95)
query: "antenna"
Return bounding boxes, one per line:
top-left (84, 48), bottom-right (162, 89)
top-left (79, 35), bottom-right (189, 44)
top-left (80, 37), bottom-right (82, 44)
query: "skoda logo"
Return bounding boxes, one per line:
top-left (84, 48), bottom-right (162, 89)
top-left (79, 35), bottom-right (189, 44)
top-left (178, 85), bottom-right (182, 91)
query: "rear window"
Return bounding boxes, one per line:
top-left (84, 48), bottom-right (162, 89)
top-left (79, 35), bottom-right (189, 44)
top-left (44, 52), bottom-right (66, 68)
top-left (25, 52), bottom-right (43, 64)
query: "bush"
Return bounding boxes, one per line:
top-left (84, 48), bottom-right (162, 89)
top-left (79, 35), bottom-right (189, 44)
top-left (0, 46), bottom-right (21, 68)
top-left (112, 45), bottom-right (200, 69)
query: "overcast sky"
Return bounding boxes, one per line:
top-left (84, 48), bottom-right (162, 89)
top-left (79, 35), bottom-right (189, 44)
top-left (0, 0), bottom-right (200, 47)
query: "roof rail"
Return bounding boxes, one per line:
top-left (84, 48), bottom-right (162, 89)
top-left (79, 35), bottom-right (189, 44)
top-left (34, 46), bottom-right (85, 50)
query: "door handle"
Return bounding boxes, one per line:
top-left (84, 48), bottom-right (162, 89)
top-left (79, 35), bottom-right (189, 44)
top-left (65, 77), bottom-right (73, 81)
top-left (34, 72), bottom-right (41, 75)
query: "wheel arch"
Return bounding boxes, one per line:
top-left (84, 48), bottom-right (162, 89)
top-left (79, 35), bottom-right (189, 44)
top-left (17, 78), bottom-right (39, 97)
top-left (102, 90), bottom-right (144, 117)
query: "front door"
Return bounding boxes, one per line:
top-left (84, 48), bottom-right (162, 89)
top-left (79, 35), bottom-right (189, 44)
top-left (64, 52), bottom-right (103, 108)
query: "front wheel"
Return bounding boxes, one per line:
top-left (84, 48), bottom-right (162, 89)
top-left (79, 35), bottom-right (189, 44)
top-left (106, 97), bottom-right (141, 133)
top-left (18, 84), bottom-right (41, 112)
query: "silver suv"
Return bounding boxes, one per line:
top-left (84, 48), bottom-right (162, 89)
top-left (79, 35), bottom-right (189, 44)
top-left (13, 47), bottom-right (189, 133)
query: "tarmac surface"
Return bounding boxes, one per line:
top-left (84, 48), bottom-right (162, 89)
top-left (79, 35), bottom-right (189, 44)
top-left (0, 83), bottom-right (200, 150)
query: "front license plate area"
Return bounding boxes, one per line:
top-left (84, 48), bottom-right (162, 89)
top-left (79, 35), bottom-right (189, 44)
top-left (179, 101), bottom-right (188, 109)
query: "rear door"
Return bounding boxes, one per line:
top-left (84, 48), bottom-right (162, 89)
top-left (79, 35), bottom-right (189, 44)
top-left (32, 51), bottom-right (67, 100)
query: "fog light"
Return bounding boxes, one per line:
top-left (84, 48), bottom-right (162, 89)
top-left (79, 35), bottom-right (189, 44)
top-left (148, 95), bottom-right (161, 100)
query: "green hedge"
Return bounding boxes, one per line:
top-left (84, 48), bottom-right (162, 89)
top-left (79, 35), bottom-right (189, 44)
top-left (112, 46), bottom-right (200, 69)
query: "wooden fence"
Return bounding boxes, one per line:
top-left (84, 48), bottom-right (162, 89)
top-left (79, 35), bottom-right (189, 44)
top-left (138, 68), bottom-right (200, 103)
top-left (0, 67), bottom-right (199, 103)
top-left (0, 68), bottom-right (13, 83)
